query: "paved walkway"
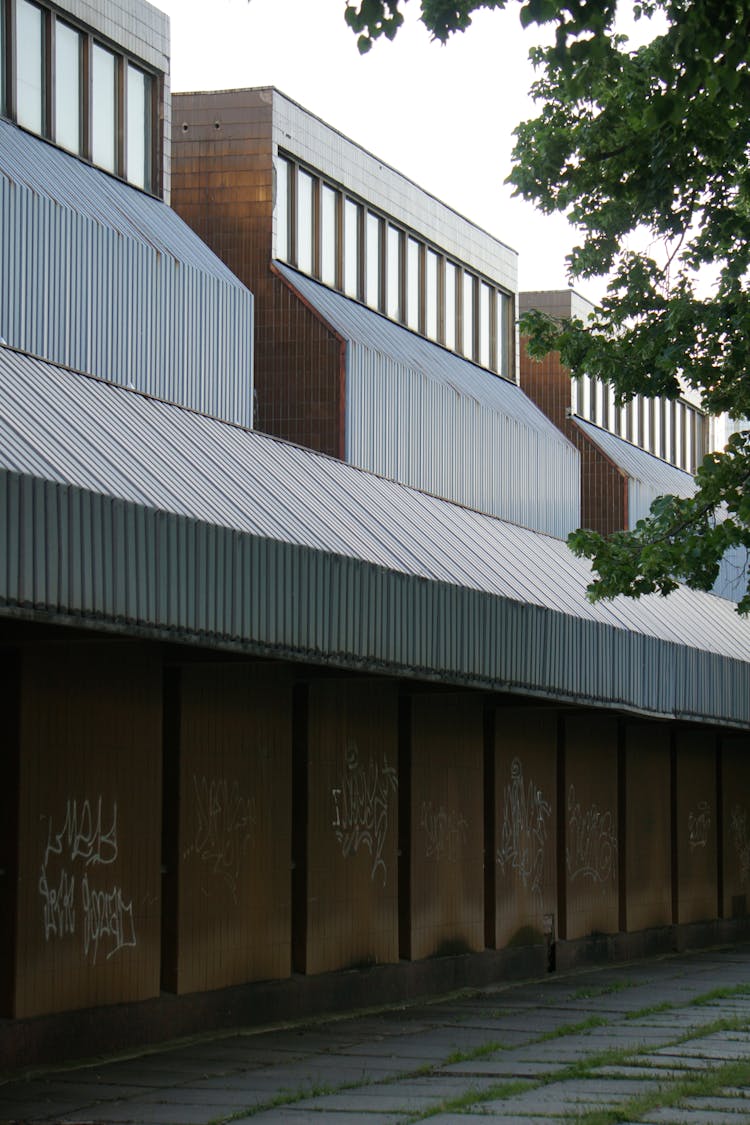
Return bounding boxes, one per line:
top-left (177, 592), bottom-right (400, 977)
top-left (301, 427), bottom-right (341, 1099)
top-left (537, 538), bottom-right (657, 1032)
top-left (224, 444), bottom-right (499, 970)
top-left (3, 945), bottom-right (750, 1123)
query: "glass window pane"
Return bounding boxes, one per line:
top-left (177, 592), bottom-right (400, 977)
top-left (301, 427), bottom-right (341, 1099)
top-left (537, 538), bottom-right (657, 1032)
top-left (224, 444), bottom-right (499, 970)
top-left (127, 64), bottom-right (150, 188)
top-left (0, 4), bottom-right (4, 116)
top-left (365, 212), bottom-right (382, 309)
top-left (407, 237), bottom-right (420, 331)
top-left (425, 249), bottom-right (438, 340)
top-left (462, 272), bottom-right (474, 358)
top-left (642, 397), bottom-right (651, 452)
top-left (479, 282), bottom-right (491, 368)
top-left (297, 168), bottom-right (314, 274)
top-left (444, 261), bottom-right (457, 350)
top-left (344, 199), bottom-right (360, 298)
top-left (386, 225), bottom-right (401, 319)
top-left (320, 183), bottom-right (337, 286)
top-left (275, 157), bottom-right (289, 260)
top-left (498, 293), bottom-right (511, 378)
top-left (92, 43), bottom-right (117, 173)
top-left (17, 0), bottom-right (44, 135)
top-left (55, 21), bottom-right (81, 153)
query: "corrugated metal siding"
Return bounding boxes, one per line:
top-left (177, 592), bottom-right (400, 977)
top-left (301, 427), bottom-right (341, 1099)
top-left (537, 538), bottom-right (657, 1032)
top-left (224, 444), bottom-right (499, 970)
top-left (276, 264), bottom-right (579, 538)
top-left (0, 469), bottom-right (748, 727)
top-left (0, 344), bottom-right (743, 656)
top-left (0, 121), bottom-right (253, 427)
top-left (576, 417), bottom-right (749, 604)
top-left (1, 346), bottom-right (749, 727)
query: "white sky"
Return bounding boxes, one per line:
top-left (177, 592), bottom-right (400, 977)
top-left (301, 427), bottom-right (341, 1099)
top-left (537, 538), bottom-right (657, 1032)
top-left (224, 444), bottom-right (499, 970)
top-left (156, 0), bottom-right (593, 298)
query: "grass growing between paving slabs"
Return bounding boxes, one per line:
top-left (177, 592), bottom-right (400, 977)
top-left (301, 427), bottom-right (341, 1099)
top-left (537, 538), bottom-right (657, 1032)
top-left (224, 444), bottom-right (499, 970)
top-left (406, 1007), bottom-right (750, 1122)
top-left (208, 981), bottom-right (750, 1123)
top-left (569, 1057), bottom-right (750, 1125)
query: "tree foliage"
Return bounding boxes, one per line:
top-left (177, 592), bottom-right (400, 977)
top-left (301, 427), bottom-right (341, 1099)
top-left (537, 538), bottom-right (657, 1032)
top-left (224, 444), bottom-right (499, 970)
top-left (345, 0), bottom-right (750, 612)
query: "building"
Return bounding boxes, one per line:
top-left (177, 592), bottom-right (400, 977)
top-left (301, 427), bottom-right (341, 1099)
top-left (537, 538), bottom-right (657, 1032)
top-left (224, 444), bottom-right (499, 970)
top-left (518, 290), bottom-right (748, 601)
top-left (170, 87), bottom-right (578, 539)
top-left (1, 0), bottom-right (749, 1070)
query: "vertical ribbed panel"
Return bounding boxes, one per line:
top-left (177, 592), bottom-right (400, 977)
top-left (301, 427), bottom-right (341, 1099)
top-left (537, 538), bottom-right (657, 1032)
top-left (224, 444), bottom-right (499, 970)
top-left (0, 159), bottom-right (253, 428)
top-left (347, 343), bottom-right (579, 538)
top-left (628, 478), bottom-right (748, 605)
top-left (1, 470), bottom-right (748, 728)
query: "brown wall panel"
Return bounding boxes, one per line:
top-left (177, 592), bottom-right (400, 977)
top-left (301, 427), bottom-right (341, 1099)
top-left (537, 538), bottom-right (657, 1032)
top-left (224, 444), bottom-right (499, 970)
top-left (171, 91), bottom-right (344, 458)
top-left (519, 340), bottom-right (628, 535)
top-left (494, 709), bottom-right (557, 948)
top-left (564, 715), bottom-right (619, 940)
top-left (721, 736), bottom-right (750, 919)
top-left (675, 730), bottom-right (717, 924)
top-left (175, 663), bottom-right (293, 994)
top-left (15, 643), bottom-right (162, 1019)
top-left (410, 695), bottom-right (484, 960)
top-left (306, 679), bottom-right (399, 975)
top-left (625, 724), bottom-right (671, 931)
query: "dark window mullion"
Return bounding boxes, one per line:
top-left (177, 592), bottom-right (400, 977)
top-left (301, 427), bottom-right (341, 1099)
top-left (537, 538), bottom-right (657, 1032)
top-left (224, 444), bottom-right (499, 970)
top-left (81, 30), bottom-right (91, 160)
top-left (5, 0), bottom-right (16, 119)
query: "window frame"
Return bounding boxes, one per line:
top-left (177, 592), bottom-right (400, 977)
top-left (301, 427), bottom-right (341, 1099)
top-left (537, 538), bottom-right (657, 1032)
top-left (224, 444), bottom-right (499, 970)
top-left (277, 152), bottom-right (516, 381)
top-left (1, 0), bottom-right (161, 194)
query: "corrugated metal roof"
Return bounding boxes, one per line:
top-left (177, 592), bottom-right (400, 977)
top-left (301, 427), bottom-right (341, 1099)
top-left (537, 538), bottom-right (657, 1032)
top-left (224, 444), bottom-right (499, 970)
top-left (1, 346), bottom-right (748, 680)
top-left (0, 119), bottom-right (240, 283)
top-left (276, 264), bottom-right (579, 538)
top-left (0, 120), bottom-right (254, 427)
top-left (575, 416), bottom-right (748, 604)
top-left (574, 417), bottom-right (696, 497)
top-left (276, 264), bottom-right (566, 445)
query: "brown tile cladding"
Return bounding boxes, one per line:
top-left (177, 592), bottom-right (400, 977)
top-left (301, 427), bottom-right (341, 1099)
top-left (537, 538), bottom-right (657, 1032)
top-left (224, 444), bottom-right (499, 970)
top-left (171, 91), bottom-right (344, 458)
top-left (520, 337), bottom-right (628, 535)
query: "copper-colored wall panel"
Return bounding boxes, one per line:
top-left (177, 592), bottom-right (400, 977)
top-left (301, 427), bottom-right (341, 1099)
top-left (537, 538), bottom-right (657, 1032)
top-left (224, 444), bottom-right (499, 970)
top-left (519, 340), bottom-right (628, 535)
top-left (171, 91), bottom-right (344, 458)
top-left (564, 715), bottom-right (619, 940)
top-left (494, 709), bottom-right (557, 948)
top-left (722, 736), bottom-right (750, 918)
top-left (306, 680), bottom-right (399, 975)
top-left (675, 730), bottom-right (717, 924)
top-left (625, 724), bottom-right (671, 931)
top-left (175, 664), bottom-right (292, 994)
top-left (410, 695), bottom-right (484, 960)
top-left (15, 643), bottom-right (161, 1019)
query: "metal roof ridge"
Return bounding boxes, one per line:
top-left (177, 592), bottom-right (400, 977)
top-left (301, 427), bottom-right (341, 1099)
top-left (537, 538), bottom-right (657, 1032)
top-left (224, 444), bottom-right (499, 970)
top-left (0, 343), bottom-right (572, 546)
top-left (574, 414), bottom-right (697, 477)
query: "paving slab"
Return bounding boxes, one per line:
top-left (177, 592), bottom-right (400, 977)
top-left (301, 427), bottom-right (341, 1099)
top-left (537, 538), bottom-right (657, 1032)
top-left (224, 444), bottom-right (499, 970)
top-left (238, 1110), bottom-right (401, 1122)
top-left (643, 1110), bottom-right (750, 1123)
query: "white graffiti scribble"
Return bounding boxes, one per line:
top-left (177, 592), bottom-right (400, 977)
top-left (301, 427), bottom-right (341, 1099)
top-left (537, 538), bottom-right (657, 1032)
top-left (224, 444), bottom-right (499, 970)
top-left (81, 873), bottom-right (136, 964)
top-left (566, 785), bottom-right (617, 884)
top-left (38, 795), bottom-right (136, 963)
top-left (39, 866), bottom-right (76, 940)
top-left (688, 801), bottom-right (711, 851)
top-left (497, 757), bottom-right (551, 900)
top-left (42, 797), bottom-right (118, 869)
top-left (420, 801), bottom-right (467, 862)
top-left (331, 741), bottom-right (398, 885)
top-left (730, 805), bottom-right (750, 885)
top-left (187, 775), bottom-right (256, 901)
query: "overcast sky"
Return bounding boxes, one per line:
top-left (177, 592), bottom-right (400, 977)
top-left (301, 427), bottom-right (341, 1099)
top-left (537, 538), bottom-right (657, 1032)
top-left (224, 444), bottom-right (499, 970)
top-left (156, 0), bottom-right (596, 298)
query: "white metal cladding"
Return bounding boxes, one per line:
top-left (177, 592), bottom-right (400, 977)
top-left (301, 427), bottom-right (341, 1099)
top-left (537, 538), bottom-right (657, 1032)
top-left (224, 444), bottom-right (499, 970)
top-left (576, 417), bottom-right (749, 604)
top-left (0, 120), bottom-right (253, 426)
top-left (1, 467), bottom-right (748, 727)
top-left (276, 264), bottom-right (579, 538)
top-left (1, 346), bottom-right (750, 702)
